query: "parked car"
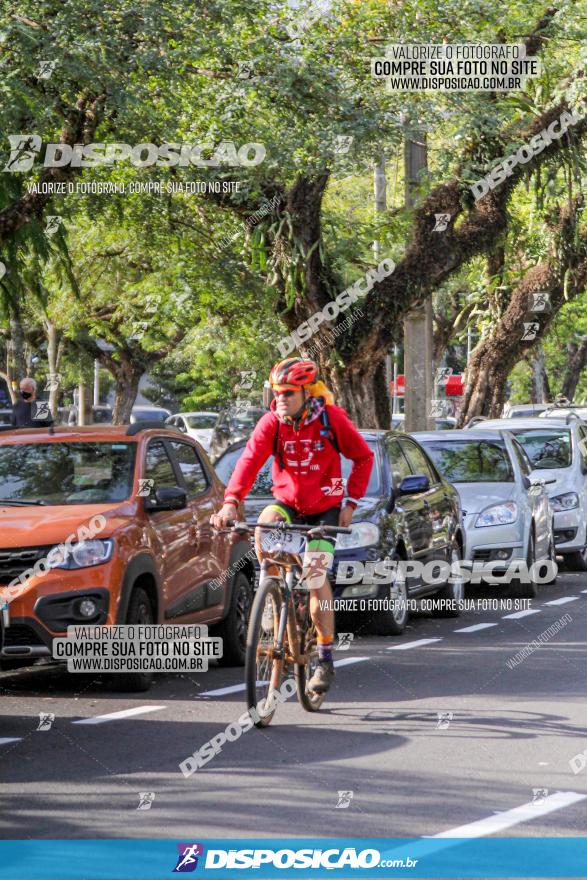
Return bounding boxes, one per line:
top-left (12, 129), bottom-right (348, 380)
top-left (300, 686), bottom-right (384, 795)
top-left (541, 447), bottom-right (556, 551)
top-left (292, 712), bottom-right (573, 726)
top-left (539, 406), bottom-right (587, 422)
top-left (59, 405), bottom-right (113, 426)
top-left (130, 405), bottom-right (171, 424)
top-left (0, 424), bottom-right (254, 687)
top-left (214, 430), bottom-right (465, 635)
top-left (502, 403), bottom-right (550, 419)
top-left (413, 430), bottom-right (555, 597)
top-left (391, 413), bottom-right (456, 430)
top-left (166, 411), bottom-right (218, 452)
top-left (469, 417), bottom-right (587, 571)
top-left (209, 407), bottom-right (267, 461)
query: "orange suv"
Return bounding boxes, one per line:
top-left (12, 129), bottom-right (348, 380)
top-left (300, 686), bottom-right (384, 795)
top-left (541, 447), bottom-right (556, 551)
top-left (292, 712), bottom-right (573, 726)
top-left (0, 422), bottom-right (255, 689)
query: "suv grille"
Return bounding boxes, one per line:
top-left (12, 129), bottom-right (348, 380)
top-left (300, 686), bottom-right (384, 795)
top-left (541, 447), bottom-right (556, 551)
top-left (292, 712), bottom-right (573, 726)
top-left (0, 546), bottom-right (54, 584)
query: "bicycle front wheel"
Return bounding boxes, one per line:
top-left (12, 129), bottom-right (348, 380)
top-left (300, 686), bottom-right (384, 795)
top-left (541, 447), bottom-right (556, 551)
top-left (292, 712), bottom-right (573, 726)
top-left (245, 578), bottom-right (286, 727)
top-left (295, 616), bottom-right (325, 713)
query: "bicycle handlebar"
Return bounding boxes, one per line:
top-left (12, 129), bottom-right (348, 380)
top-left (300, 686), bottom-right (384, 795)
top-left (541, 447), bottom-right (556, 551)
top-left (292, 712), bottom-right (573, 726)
top-left (226, 519), bottom-right (352, 535)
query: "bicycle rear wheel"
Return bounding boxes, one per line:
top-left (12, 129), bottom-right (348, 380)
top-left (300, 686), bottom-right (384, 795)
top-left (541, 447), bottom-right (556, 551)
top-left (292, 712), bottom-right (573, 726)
top-left (295, 611), bottom-right (326, 713)
top-left (245, 578), bottom-right (286, 727)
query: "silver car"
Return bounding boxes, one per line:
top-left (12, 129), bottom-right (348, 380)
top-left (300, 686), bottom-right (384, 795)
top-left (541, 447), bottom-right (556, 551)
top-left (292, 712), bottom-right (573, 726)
top-left (413, 430), bottom-right (555, 597)
top-left (473, 417), bottom-right (587, 571)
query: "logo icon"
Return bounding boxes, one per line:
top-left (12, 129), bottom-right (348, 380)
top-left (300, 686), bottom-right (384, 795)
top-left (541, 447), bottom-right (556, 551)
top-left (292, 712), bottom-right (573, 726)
top-left (433, 213), bottom-right (451, 232)
top-left (173, 843), bottom-right (204, 873)
top-left (436, 711), bottom-right (453, 729)
top-left (335, 790), bottom-right (354, 809)
top-left (435, 366), bottom-right (453, 385)
top-left (320, 477), bottom-right (344, 496)
top-left (0, 261), bottom-right (6, 280)
top-left (32, 401), bottom-right (51, 421)
top-left (333, 135), bottom-right (354, 154)
top-left (336, 632), bottom-right (354, 651)
top-left (529, 292), bottom-right (550, 312)
top-left (429, 399), bottom-right (449, 418)
top-left (44, 215), bottom-right (62, 236)
top-left (44, 373), bottom-right (62, 392)
top-left (137, 479), bottom-right (155, 497)
top-left (4, 135), bottom-right (42, 172)
top-left (137, 791), bottom-right (155, 810)
top-left (302, 551), bottom-right (332, 590)
top-left (237, 61), bottom-right (256, 80)
top-left (37, 712), bottom-right (55, 731)
top-left (531, 787), bottom-right (548, 805)
top-left (522, 321), bottom-right (540, 341)
top-left (36, 60), bottom-right (57, 80)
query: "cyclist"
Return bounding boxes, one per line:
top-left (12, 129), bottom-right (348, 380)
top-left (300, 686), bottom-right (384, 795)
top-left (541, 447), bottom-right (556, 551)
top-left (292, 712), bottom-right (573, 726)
top-left (211, 358), bottom-right (374, 694)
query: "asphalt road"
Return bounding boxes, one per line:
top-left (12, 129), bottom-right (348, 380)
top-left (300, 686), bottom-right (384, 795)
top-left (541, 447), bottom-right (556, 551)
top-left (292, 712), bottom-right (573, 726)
top-left (1, 572), bottom-right (587, 841)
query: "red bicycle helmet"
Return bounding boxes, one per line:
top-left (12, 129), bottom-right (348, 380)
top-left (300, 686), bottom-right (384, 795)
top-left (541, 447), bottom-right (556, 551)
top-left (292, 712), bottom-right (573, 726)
top-left (269, 358), bottom-right (318, 390)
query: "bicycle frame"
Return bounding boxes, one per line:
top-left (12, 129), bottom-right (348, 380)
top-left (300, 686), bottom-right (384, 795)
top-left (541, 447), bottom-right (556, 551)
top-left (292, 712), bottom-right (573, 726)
top-left (259, 556), bottom-right (310, 670)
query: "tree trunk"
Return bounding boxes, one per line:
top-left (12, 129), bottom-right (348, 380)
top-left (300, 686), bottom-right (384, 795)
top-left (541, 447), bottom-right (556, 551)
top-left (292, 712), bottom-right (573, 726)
top-left (561, 337), bottom-right (587, 401)
top-left (111, 356), bottom-right (143, 424)
top-left (46, 320), bottom-right (64, 418)
top-left (530, 345), bottom-right (550, 403)
top-left (9, 316), bottom-right (26, 382)
top-left (458, 199), bottom-right (587, 426)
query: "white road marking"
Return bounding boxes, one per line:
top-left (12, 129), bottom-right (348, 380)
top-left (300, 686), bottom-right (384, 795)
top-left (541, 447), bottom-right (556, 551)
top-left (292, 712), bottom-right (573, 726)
top-left (0, 737), bottom-right (22, 745)
top-left (454, 623), bottom-right (498, 633)
top-left (431, 790), bottom-right (587, 837)
top-left (72, 705), bottom-right (166, 725)
top-left (387, 639), bottom-right (442, 650)
top-left (581, 590), bottom-right (587, 594)
top-left (543, 596), bottom-right (579, 606)
top-left (333, 656), bottom-right (370, 667)
top-left (502, 609), bottom-right (541, 619)
top-left (200, 658), bottom-right (370, 697)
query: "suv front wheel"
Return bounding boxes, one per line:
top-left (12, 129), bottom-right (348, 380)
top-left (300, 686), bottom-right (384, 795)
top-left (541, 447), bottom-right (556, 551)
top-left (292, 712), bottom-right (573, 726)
top-left (213, 572), bottom-right (253, 666)
top-left (113, 586), bottom-right (155, 692)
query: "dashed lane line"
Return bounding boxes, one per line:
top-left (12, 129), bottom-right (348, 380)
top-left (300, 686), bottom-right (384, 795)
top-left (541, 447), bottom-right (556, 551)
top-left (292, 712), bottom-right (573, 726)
top-left (387, 639), bottom-right (442, 650)
top-left (72, 705), bottom-right (166, 725)
top-left (454, 623), bottom-right (498, 633)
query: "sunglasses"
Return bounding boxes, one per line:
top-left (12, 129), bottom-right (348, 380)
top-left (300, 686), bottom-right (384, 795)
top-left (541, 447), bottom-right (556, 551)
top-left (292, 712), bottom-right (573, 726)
top-left (272, 389), bottom-right (297, 398)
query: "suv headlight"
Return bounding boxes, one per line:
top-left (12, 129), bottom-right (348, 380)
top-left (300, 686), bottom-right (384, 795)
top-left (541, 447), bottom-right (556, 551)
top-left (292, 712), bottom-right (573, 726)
top-left (335, 522), bottom-right (379, 549)
top-left (48, 539), bottom-right (114, 570)
top-left (550, 491), bottom-right (579, 511)
top-left (475, 502), bottom-right (518, 528)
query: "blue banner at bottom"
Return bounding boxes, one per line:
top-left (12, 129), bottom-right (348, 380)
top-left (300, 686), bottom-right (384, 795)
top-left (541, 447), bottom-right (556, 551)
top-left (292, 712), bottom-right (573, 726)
top-left (0, 838), bottom-right (586, 879)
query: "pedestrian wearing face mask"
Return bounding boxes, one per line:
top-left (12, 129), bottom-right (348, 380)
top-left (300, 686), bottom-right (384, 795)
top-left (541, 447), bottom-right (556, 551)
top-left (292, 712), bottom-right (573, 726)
top-left (10, 378), bottom-right (54, 428)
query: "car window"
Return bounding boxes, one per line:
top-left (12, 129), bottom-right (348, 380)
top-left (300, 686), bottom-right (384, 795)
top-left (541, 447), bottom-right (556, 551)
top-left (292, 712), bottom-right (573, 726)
top-left (170, 441), bottom-right (209, 497)
top-left (399, 439), bottom-right (439, 484)
top-left (0, 442), bottom-right (136, 505)
top-left (386, 439), bottom-right (413, 487)
top-left (422, 439), bottom-right (514, 482)
top-left (578, 427), bottom-right (587, 467)
top-left (511, 429), bottom-right (572, 469)
top-left (144, 441), bottom-right (178, 488)
top-left (510, 438), bottom-right (532, 476)
top-left (186, 415), bottom-right (217, 429)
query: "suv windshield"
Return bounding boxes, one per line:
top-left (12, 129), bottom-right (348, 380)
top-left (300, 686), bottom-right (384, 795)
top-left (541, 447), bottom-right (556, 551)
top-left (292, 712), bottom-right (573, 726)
top-left (0, 442), bottom-right (136, 505)
top-left (510, 429), bottom-right (572, 469)
top-left (215, 441), bottom-right (381, 497)
top-left (186, 415), bottom-right (217, 429)
top-left (422, 440), bottom-right (514, 482)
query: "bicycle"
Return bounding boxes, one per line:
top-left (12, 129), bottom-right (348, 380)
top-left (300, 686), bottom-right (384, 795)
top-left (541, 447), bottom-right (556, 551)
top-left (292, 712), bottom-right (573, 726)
top-left (229, 519), bottom-right (351, 727)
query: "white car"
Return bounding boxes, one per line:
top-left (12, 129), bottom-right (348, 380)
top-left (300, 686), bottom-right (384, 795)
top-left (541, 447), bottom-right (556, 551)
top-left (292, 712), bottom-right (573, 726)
top-left (469, 417), bottom-right (587, 571)
top-left (539, 406), bottom-right (587, 422)
top-left (413, 430), bottom-right (555, 597)
top-left (166, 411), bottom-right (218, 452)
top-left (502, 402), bottom-right (549, 418)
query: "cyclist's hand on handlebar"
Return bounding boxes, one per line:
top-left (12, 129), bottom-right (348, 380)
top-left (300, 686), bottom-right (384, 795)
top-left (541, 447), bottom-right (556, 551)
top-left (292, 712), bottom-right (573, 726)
top-left (338, 505), bottom-right (354, 529)
top-left (211, 502), bottom-right (237, 529)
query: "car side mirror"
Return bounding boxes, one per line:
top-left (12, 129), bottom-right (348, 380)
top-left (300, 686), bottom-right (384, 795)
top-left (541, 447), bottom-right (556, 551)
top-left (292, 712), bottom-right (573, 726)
top-left (398, 474), bottom-right (430, 495)
top-left (144, 486), bottom-right (187, 512)
top-left (522, 475), bottom-right (531, 490)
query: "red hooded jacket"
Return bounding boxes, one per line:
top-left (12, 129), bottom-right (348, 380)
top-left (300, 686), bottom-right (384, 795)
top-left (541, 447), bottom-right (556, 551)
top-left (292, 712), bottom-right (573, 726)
top-left (224, 401), bottom-right (374, 515)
